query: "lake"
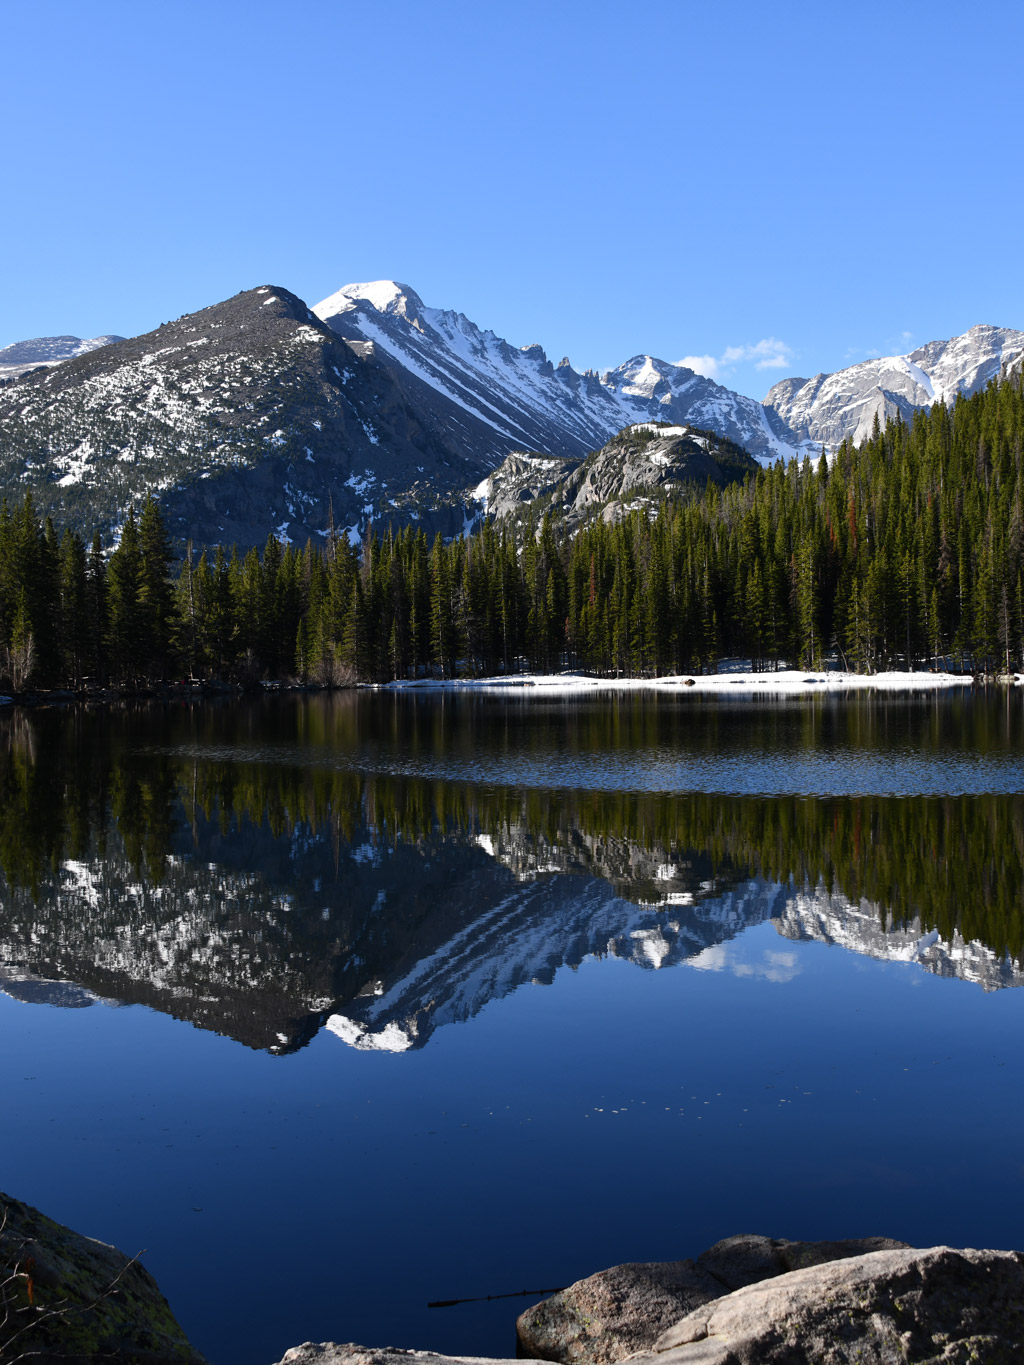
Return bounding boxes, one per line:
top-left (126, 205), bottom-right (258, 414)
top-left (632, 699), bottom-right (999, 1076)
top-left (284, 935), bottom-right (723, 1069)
top-left (1, 688), bottom-right (1023, 1365)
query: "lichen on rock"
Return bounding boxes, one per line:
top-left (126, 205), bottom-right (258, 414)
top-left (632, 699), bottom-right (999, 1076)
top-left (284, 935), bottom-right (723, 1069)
top-left (0, 1190), bottom-right (205, 1365)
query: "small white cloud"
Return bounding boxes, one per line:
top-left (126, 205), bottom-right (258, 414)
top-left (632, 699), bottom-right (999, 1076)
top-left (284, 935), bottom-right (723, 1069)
top-left (688, 943), bottom-right (801, 982)
top-left (732, 949), bottom-right (801, 983)
top-left (900, 330), bottom-right (913, 341)
top-left (721, 338), bottom-right (795, 371)
top-left (674, 353), bottom-right (720, 379)
top-left (672, 337), bottom-right (794, 381)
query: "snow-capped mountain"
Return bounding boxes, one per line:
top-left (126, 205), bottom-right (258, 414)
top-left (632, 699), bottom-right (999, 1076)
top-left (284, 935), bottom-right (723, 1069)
top-left (314, 281), bottom-right (797, 466)
top-left (764, 324), bottom-right (1024, 450)
top-left (2, 278), bottom-right (1021, 546)
top-left (317, 284), bottom-right (1024, 466)
top-left (0, 333), bottom-right (124, 381)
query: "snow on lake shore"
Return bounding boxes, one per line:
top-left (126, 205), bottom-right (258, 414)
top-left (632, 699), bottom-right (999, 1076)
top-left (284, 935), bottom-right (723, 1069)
top-left (378, 669), bottom-right (988, 695)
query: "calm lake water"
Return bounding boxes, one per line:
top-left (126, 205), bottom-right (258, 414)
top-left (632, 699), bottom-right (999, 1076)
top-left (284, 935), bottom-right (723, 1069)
top-left (2, 689), bottom-right (1023, 1364)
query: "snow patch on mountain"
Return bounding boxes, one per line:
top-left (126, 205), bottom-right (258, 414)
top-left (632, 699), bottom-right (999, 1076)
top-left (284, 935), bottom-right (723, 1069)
top-left (314, 281), bottom-right (801, 467)
top-left (318, 283), bottom-right (1024, 467)
top-left (764, 324), bottom-right (1024, 450)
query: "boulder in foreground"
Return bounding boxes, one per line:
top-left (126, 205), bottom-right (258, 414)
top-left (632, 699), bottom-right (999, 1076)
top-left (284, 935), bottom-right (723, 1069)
top-left (651, 1244), bottom-right (1024, 1363)
top-left (0, 1190), bottom-right (205, 1365)
top-left (515, 1235), bottom-right (909, 1362)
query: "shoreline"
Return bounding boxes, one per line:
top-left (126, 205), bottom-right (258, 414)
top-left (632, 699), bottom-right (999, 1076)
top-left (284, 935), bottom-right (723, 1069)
top-left (1, 670), bottom-right (1019, 709)
top-left (379, 669), bottom-right (1018, 695)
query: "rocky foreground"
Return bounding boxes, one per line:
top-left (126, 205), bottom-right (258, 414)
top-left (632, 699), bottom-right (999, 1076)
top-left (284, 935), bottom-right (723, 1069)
top-left (4, 1192), bottom-right (1024, 1364)
top-left (276, 1235), bottom-right (1024, 1365)
top-left (0, 1190), bottom-right (204, 1364)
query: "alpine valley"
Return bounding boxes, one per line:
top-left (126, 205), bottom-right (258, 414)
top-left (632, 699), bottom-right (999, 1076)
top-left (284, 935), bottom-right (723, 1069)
top-left (1, 278), bottom-right (1021, 548)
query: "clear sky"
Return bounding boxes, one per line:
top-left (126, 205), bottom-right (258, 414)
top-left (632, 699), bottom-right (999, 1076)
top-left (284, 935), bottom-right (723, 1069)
top-left (4, 0), bottom-right (1023, 400)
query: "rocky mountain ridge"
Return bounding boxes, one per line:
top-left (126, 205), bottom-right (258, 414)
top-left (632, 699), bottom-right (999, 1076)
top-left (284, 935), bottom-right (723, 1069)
top-left (473, 422), bottom-right (759, 531)
top-left (1, 279), bottom-right (1021, 546)
top-left (314, 281), bottom-right (795, 467)
top-left (316, 283), bottom-right (1024, 467)
top-left (764, 322), bottom-right (1024, 450)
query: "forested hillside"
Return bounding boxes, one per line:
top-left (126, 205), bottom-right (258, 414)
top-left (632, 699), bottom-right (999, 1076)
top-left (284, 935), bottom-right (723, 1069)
top-left (0, 374), bottom-right (1021, 690)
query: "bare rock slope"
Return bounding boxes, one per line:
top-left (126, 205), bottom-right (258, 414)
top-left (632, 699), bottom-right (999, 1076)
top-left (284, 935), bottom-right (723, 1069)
top-left (763, 324), bottom-right (1024, 451)
top-left (473, 422), bottom-right (758, 531)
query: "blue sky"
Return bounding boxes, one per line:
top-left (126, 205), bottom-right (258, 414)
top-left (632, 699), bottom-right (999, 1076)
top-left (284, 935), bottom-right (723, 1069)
top-left (4, 0), bottom-right (1023, 399)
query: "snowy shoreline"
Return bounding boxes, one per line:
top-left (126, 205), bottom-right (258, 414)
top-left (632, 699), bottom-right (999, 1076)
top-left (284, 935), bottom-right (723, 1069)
top-left (378, 669), bottom-right (1012, 696)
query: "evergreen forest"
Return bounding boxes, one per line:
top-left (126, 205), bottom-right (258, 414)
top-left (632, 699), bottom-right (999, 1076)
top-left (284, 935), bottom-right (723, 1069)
top-left (1, 373), bottom-right (1023, 690)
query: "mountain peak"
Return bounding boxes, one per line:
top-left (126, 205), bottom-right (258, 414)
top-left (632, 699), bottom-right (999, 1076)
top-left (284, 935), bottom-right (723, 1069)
top-left (313, 280), bottom-right (426, 330)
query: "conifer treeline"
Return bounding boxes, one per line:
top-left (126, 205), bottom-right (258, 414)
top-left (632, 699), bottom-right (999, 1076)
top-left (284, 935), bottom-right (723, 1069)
top-left (1, 374), bottom-right (1022, 688)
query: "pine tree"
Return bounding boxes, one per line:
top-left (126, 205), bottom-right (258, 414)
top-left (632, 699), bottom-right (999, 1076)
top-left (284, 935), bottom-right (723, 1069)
top-left (106, 509), bottom-right (143, 685)
top-left (138, 495), bottom-right (176, 678)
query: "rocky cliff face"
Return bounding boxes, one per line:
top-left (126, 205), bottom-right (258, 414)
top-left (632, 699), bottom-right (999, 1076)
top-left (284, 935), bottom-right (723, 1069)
top-left (314, 282), bottom-right (796, 467)
top-left (473, 423), bottom-right (758, 531)
top-left (763, 323), bottom-right (1024, 451)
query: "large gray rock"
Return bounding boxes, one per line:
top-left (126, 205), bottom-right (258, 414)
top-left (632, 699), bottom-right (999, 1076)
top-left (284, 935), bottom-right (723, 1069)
top-left (0, 1190), bottom-right (205, 1364)
top-left (515, 1236), bottom-right (909, 1363)
top-left (652, 1245), bottom-right (1024, 1364)
top-left (515, 1259), bottom-right (724, 1363)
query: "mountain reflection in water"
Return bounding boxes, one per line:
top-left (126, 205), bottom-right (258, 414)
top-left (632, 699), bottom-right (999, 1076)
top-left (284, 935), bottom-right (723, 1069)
top-left (1, 694), bottom-right (1021, 1053)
